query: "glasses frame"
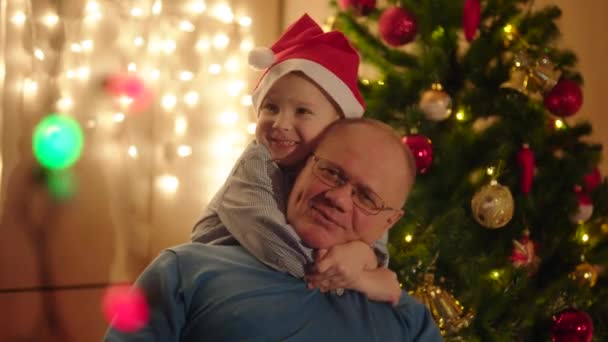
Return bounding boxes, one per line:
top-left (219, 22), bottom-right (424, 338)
top-left (310, 155), bottom-right (399, 215)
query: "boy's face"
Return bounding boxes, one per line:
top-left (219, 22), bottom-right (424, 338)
top-left (255, 72), bottom-right (341, 167)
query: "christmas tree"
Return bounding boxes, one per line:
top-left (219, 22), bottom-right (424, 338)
top-left (331, 0), bottom-right (607, 340)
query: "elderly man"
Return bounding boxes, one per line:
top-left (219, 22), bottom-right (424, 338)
top-left (105, 118), bottom-right (442, 341)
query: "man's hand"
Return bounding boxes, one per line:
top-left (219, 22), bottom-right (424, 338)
top-left (305, 241), bottom-right (377, 292)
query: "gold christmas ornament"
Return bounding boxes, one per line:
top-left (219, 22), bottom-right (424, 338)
top-left (501, 51), bottom-right (561, 95)
top-left (471, 180), bottom-right (514, 228)
top-left (569, 262), bottom-right (599, 287)
top-left (411, 273), bottom-right (475, 336)
top-left (419, 83), bottom-right (452, 121)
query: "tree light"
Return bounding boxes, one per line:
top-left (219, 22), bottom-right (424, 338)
top-left (404, 234), bottom-right (413, 243)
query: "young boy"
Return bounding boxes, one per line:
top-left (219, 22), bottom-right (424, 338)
top-left (191, 14), bottom-right (400, 304)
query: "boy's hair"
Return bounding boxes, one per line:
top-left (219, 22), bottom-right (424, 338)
top-left (248, 14), bottom-right (365, 118)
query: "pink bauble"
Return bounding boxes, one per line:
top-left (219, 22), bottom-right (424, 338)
top-left (402, 134), bottom-right (433, 174)
top-left (104, 73), bottom-right (154, 113)
top-left (551, 309), bottom-right (593, 342)
top-left (338, 0), bottom-right (376, 16)
top-left (544, 80), bottom-right (583, 117)
top-left (463, 0), bottom-right (481, 41)
top-left (102, 285), bottom-right (150, 333)
top-left (379, 7), bottom-right (417, 46)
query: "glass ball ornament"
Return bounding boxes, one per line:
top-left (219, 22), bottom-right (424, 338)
top-left (544, 79), bottom-right (583, 117)
top-left (471, 180), bottom-right (514, 229)
top-left (33, 113), bottom-right (84, 170)
top-left (419, 85), bottom-right (452, 121)
top-left (378, 7), bottom-right (417, 46)
top-left (401, 134), bottom-right (433, 174)
top-left (551, 309), bottom-right (593, 342)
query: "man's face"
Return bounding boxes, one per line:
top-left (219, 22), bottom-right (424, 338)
top-left (287, 123), bottom-right (409, 249)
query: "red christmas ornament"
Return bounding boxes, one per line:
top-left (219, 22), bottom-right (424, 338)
top-left (544, 80), bottom-right (583, 117)
top-left (463, 0), bottom-right (481, 41)
top-left (402, 134), bottom-right (433, 174)
top-left (517, 144), bottom-right (535, 195)
top-left (102, 285), bottom-right (150, 333)
top-left (583, 167), bottom-right (602, 193)
top-left (551, 309), bottom-right (594, 342)
top-left (338, 0), bottom-right (376, 16)
top-left (379, 7), bottom-right (417, 46)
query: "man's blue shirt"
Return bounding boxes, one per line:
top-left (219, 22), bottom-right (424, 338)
top-left (105, 243), bottom-right (442, 341)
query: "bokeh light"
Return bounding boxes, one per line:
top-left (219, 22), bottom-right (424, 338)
top-left (102, 285), bottom-right (150, 333)
top-left (33, 114), bottom-right (84, 170)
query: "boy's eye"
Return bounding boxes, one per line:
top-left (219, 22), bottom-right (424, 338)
top-left (262, 103), bottom-right (279, 113)
top-left (295, 107), bottom-right (312, 115)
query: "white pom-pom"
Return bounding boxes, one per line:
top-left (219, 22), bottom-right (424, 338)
top-left (248, 47), bottom-right (275, 70)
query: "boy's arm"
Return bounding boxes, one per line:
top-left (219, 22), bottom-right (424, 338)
top-left (216, 144), bottom-right (313, 278)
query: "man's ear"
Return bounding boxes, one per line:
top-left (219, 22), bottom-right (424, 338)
top-left (384, 209), bottom-right (404, 230)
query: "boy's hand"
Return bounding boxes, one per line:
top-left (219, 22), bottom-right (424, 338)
top-left (305, 241), bottom-right (376, 291)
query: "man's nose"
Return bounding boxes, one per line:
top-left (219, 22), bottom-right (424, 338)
top-left (272, 112), bottom-right (293, 131)
top-left (323, 183), bottom-right (354, 213)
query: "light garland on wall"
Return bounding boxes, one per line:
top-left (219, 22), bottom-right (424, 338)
top-left (2, 0), bottom-right (255, 202)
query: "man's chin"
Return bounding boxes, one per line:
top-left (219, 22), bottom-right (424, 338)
top-left (298, 229), bottom-right (334, 249)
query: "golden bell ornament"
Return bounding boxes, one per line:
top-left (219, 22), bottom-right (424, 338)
top-left (471, 180), bottom-right (514, 229)
top-left (529, 56), bottom-right (561, 93)
top-left (501, 68), bottom-right (530, 94)
top-left (411, 273), bottom-right (475, 335)
top-left (419, 83), bottom-right (453, 121)
top-left (569, 262), bottom-right (599, 288)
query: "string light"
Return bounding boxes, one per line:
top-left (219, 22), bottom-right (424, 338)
top-left (212, 4), bottom-right (234, 23)
top-left (113, 112), bottom-right (126, 123)
top-left (247, 123), bottom-right (256, 135)
top-left (219, 111), bottom-right (239, 125)
top-left (34, 49), bottom-right (45, 61)
top-left (581, 233), bottom-right (590, 243)
top-left (156, 175), bottom-right (179, 194)
top-left (190, 1), bottom-right (207, 14)
top-left (177, 145), bottom-right (193, 157)
top-left (11, 12), bottom-right (27, 26)
top-left (175, 116), bottom-right (188, 135)
top-left (213, 34), bottom-right (230, 49)
top-left (128, 146), bottom-right (138, 158)
top-left (184, 91), bottom-right (199, 107)
top-left (43, 13), bottom-right (60, 27)
top-left (238, 16), bottom-right (252, 27)
top-left (208, 64), bottom-right (222, 75)
top-left (404, 234), bottom-right (413, 243)
top-left (179, 21), bottom-right (196, 32)
top-left (161, 94), bottom-right (177, 110)
top-left (456, 110), bottom-right (466, 121)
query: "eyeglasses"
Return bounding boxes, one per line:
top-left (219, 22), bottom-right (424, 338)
top-left (310, 155), bottom-right (398, 215)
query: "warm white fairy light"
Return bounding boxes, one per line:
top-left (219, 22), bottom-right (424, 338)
top-left (43, 13), bottom-right (59, 27)
top-left (86, 119), bottom-right (97, 128)
top-left (213, 34), bottom-right (230, 49)
top-left (179, 21), bottom-right (196, 32)
top-left (175, 116), bottom-right (188, 135)
top-left (208, 64), bottom-right (221, 74)
top-left (77, 66), bottom-right (90, 80)
top-left (71, 43), bottom-right (82, 53)
top-left (113, 112), bottom-right (126, 122)
top-left (128, 63), bottom-right (137, 72)
top-left (66, 69), bottom-right (76, 79)
top-left (177, 145), bottom-right (193, 157)
top-left (219, 111), bottom-right (239, 125)
top-left (240, 39), bottom-right (253, 52)
top-left (81, 40), bottom-right (94, 51)
top-left (34, 49), bottom-right (45, 61)
top-left (184, 91), bottom-right (199, 106)
top-left (86, 1), bottom-right (100, 13)
top-left (152, 0), bottom-right (162, 15)
top-left (149, 69), bottom-right (161, 80)
top-left (119, 95), bottom-right (133, 107)
top-left (179, 71), bottom-right (194, 81)
top-left (240, 95), bottom-right (252, 106)
top-left (57, 96), bottom-right (74, 111)
top-left (11, 12), bottom-right (27, 26)
top-left (247, 122), bottom-right (256, 135)
top-left (238, 16), bottom-right (252, 27)
top-left (130, 7), bottom-right (143, 17)
top-left (196, 38), bottom-right (211, 52)
top-left (162, 94), bottom-right (177, 110)
top-left (23, 78), bottom-right (38, 95)
top-left (212, 4), bottom-right (234, 23)
top-left (128, 145), bottom-right (138, 158)
top-left (224, 57), bottom-right (240, 73)
top-left (163, 40), bottom-right (177, 54)
top-left (190, 1), bottom-right (207, 14)
top-left (134, 36), bottom-right (145, 47)
top-left (157, 174), bottom-right (179, 194)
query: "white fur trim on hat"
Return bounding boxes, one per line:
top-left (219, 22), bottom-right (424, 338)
top-left (252, 59), bottom-right (364, 118)
top-left (248, 47), bottom-right (276, 70)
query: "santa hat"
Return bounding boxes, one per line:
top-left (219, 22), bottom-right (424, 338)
top-left (248, 14), bottom-right (365, 118)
